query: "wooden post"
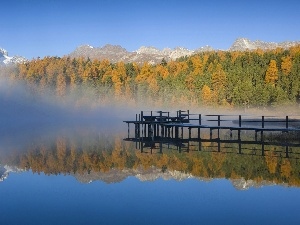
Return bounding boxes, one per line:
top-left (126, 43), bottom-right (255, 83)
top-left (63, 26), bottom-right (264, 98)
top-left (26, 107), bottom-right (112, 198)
top-left (198, 114), bottom-right (201, 139)
top-left (238, 116), bottom-right (241, 140)
top-left (217, 115), bottom-right (220, 139)
top-left (181, 126), bottom-right (183, 139)
top-left (286, 116), bottom-right (289, 129)
top-left (165, 126), bottom-right (167, 137)
top-left (135, 123), bottom-right (138, 138)
top-left (237, 115), bottom-right (241, 140)
top-left (261, 116), bottom-right (264, 142)
top-left (128, 123), bottom-right (130, 138)
top-left (199, 114), bottom-right (201, 125)
top-left (138, 114), bottom-right (141, 137)
top-left (151, 124), bottom-right (154, 141)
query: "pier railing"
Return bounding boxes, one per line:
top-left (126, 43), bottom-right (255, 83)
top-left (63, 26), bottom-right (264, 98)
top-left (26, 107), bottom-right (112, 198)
top-left (123, 110), bottom-right (300, 158)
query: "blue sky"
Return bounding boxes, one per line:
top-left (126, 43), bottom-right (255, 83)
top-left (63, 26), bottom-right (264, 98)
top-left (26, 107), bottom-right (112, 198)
top-left (1, 0), bottom-right (299, 59)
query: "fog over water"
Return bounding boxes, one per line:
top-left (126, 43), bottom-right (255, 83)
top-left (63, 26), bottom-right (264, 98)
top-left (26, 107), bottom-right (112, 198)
top-left (0, 75), bottom-right (135, 152)
top-left (1, 69), bottom-right (300, 152)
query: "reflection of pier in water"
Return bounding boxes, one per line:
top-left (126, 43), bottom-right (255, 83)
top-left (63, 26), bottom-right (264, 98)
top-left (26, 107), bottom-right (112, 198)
top-left (124, 110), bottom-right (300, 159)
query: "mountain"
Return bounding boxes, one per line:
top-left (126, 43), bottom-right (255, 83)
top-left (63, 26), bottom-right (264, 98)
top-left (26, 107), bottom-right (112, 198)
top-left (230, 177), bottom-right (277, 190)
top-left (3, 37), bottom-right (300, 66)
top-left (0, 164), bottom-right (292, 190)
top-left (68, 44), bottom-right (213, 64)
top-left (73, 168), bottom-right (280, 190)
top-left (229, 38), bottom-right (300, 51)
top-left (0, 165), bottom-right (23, 182)
top-left (0, 47), bottom-right (27, 65)
top-left (74, 166), bottom-right (197, 184)
top-left (0, 165), bottom-right (8, 182)
top-left (69, 38), bottom-right (300, 64)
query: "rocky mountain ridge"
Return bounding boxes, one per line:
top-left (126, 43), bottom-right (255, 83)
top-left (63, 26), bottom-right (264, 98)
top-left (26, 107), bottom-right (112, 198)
top-left (0, 48), bottom-right (27, 65)
top-left (2, 38), bottom-right (299, 66)
top-left (68, 44), bottom-right (214, 64)
top-left (229, 38), bottom-right (300, 51)
top-left (68, 38), bottom-right (300, 64)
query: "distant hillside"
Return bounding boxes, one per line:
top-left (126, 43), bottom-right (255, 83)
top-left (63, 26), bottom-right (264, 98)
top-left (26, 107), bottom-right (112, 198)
top-left (68, 38), bottom-right (300, 64)
top-left (68, 44), bottom-right (213, 64)
top-left (229, 38), bottom-right (300, 51)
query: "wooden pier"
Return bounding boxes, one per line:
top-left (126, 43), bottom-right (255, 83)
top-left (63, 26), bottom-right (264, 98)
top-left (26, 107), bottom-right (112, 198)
top-left (123, 110), bottom-right (300, 158)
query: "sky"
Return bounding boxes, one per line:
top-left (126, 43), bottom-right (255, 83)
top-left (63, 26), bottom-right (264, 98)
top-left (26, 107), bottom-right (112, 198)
top-left (1, 0), bottom-right (300, 59)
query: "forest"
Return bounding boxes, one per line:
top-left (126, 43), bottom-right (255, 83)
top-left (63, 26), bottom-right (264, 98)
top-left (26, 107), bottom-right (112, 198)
top-left (5, 45), bottom-right (300, 109)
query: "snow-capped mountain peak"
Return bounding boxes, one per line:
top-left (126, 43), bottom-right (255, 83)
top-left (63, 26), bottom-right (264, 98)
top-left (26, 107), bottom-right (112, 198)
top-left (0, 47), bottom-right (27, 66)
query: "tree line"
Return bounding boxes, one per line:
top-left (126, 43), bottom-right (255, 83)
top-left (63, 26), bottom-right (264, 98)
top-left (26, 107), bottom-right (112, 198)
top-left (2, 135), bottom-right (299, 187)
top-left (7, 45), bottom-right (300, 108)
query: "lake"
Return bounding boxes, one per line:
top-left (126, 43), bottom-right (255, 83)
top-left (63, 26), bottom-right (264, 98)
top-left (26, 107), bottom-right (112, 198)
top-left (1, 108), bottom-right (300, 225)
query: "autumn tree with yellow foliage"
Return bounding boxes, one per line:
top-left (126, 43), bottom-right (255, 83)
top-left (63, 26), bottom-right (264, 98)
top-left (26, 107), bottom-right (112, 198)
top-left (6, 44), bottom-right (300, 108)
top-left (265, 59), bottom-right (278, 85)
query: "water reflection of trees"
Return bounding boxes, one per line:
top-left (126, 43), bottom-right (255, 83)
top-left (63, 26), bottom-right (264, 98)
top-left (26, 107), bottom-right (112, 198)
top-left (2, 135), bottom-right (300, 186)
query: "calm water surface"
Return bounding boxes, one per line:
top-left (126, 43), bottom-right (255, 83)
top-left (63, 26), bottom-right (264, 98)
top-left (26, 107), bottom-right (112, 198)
top-left (1, 171), bottom-right (300, 225)
top-left (1, 113), bottom-right (300, 225)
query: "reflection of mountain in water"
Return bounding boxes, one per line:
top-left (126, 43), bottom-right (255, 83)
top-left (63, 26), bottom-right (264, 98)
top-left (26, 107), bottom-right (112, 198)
top-left (74, 167), bottom-right (195, 184)
top-left (0, 165), bottom-right (23, 182)
top-left (0, 165), bottom-right (8, 181)
top-left (1, 133), bottom-right (300, 189)
top-left (231, 178), bottom-right (276, 190)
top-left (74, 168), bottom-right (272, 191)
top-left (0, 163), bottom-right (276, 191)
